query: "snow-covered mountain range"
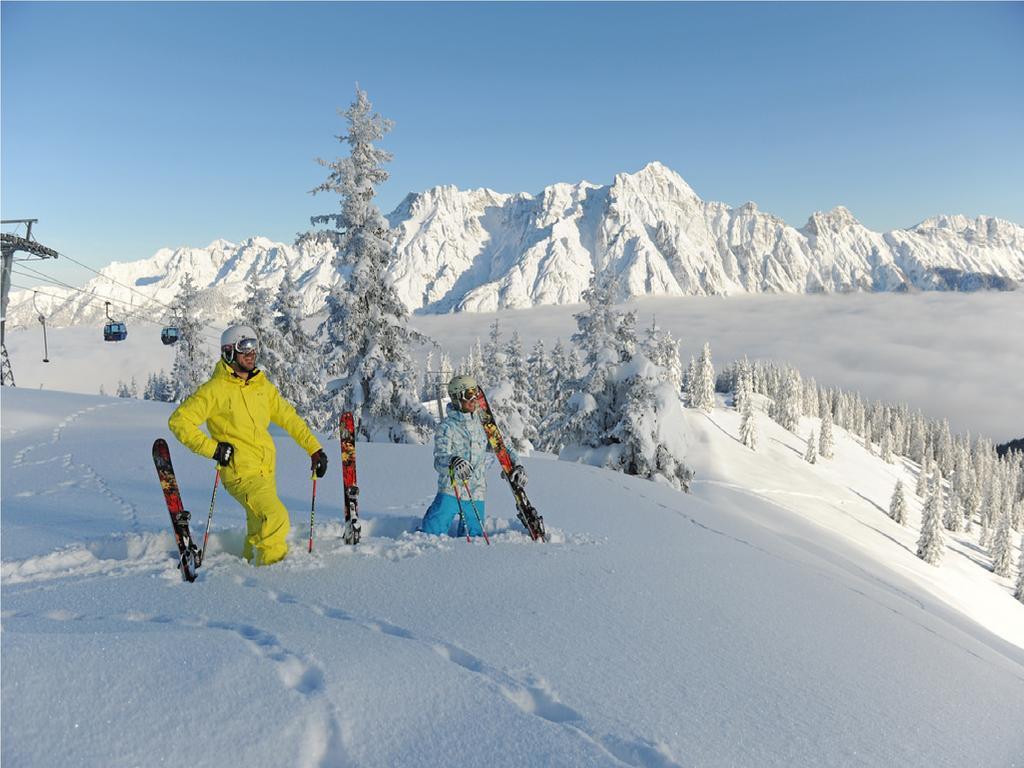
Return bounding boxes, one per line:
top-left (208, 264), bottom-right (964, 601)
top-left (8, 162), bottom-right (1023, 328)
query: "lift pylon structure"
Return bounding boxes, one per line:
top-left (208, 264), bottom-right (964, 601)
top-left (1, 219), bottom-right (60, 386)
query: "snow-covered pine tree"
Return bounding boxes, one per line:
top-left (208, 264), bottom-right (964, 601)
top-left (880, 429), bottom-right (893, 464)
top-left (990, 505), bottom-right (1014, 577)
top-left (943, 479), bottom-right (963, 532)
top-left (527, 338), bottom-right (550, 413)
top-left (168, 273), bottom-right (209, 402)
top-left (771, 367), bottom-right (803, 433)
top-left (804, 430), bottom-right (817, 464)
top-left (915, 455), bottom-right (932, 498)
top-left (642, 321), bottom-right (683, 392)
top-left (683, 356), bottom-right (697, 404)
top-left (116, 380), bottom-right (132, 398)
top-left (802, 377), bottom-right (818, 418)
top-left (310, 87), bottom-right (433, 442)
top-left (819, 397), bottom-right (835, 459)
top-left (908, 413), bottom-right (927, 465)
top-left (686, 342), bottom-right (715, 413)
top-left (143, 369), bottom-right (174, 402)
top-left (739, 370), bottom-right (757, 451)
top-left (1015, 535), bottom-right (1024, 603)
top-left (604, 354), bottom-right (694, 492)
top-left (889, 480), bottom-right (907, 525)
top-left (482, 319), bottom-right (508, 386)
top-left (555, 273), bottom-right (637, 450)
top-left (539, 339), bottom-right (581, 452)
top-left (266, 272), bottom-right (320, 422)
top-left (487, 330), bottom-right (534, 453)
top-left (916, 472), bottom-right (946, 565)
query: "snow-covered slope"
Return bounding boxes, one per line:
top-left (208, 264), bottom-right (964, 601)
top-left (7, 163), bottom-right (1023, 328)
top-left (2, 388), bottom-right (1022, 767)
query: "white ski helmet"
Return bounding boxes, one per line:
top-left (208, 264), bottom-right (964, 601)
top-left (220, 324), bottom-right (259, 362)
top-left (447, 374), bottom-right (478, 400)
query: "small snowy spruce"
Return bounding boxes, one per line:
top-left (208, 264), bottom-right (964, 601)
top-left (990, 506), bottom-right (1014, 577)
top-left (739, 371), bottom-right (757, 451)
top-left (819, 401), bottom-right (835, 459)
top-left (770, 367), bottom-right (803, 433)
top-left (916, 472), bottom-right (946, 565)
top-left (1015, 535), bottom-right (1024, 603)
top-left (889, 480), bottom-right (907, 525)
top-left (804, 430), bottom-right (817, 464)
top-left (686, 342), bottom-right (715, 412)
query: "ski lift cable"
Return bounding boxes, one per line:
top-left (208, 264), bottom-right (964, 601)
top-left (54, 249), bottom-right (184, 314)
top-left (11, 262), bottom-right (225, 341)
top-left (27, 249), bottom-right (228, 339)
top-left (11, 268), bottom-right (169, 328)
top-left (9, 282), bottom-right (222, 345)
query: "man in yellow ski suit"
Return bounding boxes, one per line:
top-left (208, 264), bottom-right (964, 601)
top-left (168, 325), bottom-right (327, 566)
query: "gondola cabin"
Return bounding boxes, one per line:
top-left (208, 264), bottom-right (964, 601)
top-left (160, 327), bottom-right (180, 345)
top-left (104, 322), bottom-right (128, 342)
top-left (102, 301), bottom-right (128, 342)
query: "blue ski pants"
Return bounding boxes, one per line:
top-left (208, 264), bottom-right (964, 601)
top-left (420, 492), bottom-right (486, 537)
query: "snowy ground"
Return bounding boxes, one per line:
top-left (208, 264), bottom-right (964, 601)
top-left (2, 388), bottom-right (1022, 767)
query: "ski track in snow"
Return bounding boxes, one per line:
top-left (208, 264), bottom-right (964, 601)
top-left (2, 607), bottom-right (353, 768)
top-left (8, 400), bottom-right (143, 534)
top-left (235, 574), bottom-right (683, 768)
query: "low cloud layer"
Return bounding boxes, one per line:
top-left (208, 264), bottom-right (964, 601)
top-left (5, 292), bottom-right (1022, 444)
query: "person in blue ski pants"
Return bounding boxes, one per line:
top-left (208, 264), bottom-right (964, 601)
top-left (420, 375), bottom-right (527, 538)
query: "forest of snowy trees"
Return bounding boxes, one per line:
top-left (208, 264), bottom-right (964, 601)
top-left (105, 85), bottom-right (1024, 604)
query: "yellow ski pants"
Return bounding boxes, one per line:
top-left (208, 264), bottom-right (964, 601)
top-left (224, 473), bottom-right (290, 566)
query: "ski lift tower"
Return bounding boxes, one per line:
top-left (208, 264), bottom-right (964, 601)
top-left (1, 219), bottom-right (60, 386)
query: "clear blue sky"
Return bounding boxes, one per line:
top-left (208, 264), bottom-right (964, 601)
top-left (3, 1), bottom-right (1022, 282)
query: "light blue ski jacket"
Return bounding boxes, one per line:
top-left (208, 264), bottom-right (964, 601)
top-left (433, 402), bottom-right (518, 500)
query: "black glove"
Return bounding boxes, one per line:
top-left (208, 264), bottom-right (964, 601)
top-left (449, 456), bottom-right (473, 481)
top-left (213, 442), bottom-right (234, 467)
top-left (311, 449), bottom-right (328, 478)
top-left (505, 464), bottom-right (527, 487)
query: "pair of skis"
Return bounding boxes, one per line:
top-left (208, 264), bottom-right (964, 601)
top-left (152, 411), bottom-right (362, 582)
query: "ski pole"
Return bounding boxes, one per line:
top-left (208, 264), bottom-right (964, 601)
top-left (449, 468), bottom-right (472, 543)
top-left (199, 468), bottom-right (220, 568)
top-left (308, 474), bottom-right (318, 553)
top-left (459, 479), bottom-right (490, 546)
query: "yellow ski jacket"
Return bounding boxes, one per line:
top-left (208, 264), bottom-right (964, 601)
top-left (168, 360), bottom-right (321, 482)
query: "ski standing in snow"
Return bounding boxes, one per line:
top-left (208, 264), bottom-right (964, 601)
top-left (152, 438), bottom-right (201, 581)
top-left (339, 411), bottom-right (361, 545)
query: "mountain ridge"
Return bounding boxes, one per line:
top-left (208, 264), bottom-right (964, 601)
top-left (7, 161), bottom-right (1023, 328)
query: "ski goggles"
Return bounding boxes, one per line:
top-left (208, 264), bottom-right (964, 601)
top-left (453, 386), bottom-right (479, 402)
top-left (232, 337), bottom-right (259, 355)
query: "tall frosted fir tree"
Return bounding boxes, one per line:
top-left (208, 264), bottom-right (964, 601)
top-left (310, 87), bottom-right (433, 442)
top-left (916, 472), bottom-right (945, 565)
top-left (889, 480), bottom-right (907, 525)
